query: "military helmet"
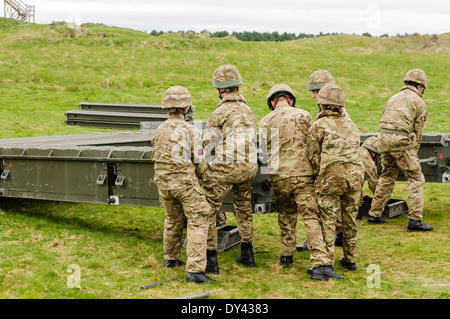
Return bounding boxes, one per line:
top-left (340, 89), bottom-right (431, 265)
top-left (362, 136), bottom-right (380, 154)
top-left (161, 86), bottom-right (192, 109)
top-left (307, 70), bottom-right (336, 91)
top-left (316, 83), bottom-right (345, 107)
top-left (266, 84), bottom-right (296, 110)
top-left (212, 64), bottom-right (243, 88)
top-left (403, 68), bottom-right (427, 88)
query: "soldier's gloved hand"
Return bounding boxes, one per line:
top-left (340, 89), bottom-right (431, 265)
top-left (363, 195), bottom-right (372, 204)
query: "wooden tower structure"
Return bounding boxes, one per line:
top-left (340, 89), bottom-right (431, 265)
top-left (4, 0), bottom-right (35, 23)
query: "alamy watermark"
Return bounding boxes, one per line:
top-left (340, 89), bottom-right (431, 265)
top-left (366, 264), bottom-right (381, 288)
top-left (66, 264), bottom-right (81, 289)
top-left (64, 5), bottom-right (82, 29)
top-left (366, 4), bottom-right (382, 30)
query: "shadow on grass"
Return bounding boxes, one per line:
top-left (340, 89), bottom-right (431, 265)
top-left (0, 197), bottom-right (164, 244)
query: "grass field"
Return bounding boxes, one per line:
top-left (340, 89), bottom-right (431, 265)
top-left (0, 18), bottom-right (449, 299)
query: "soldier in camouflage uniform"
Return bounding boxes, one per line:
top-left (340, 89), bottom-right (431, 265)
top-left (298, 70), bottom-right (344, 252)
top-left (152, 86), bottom-right (214, 283)
top-left (307, 83), bottom-right (364, 277)
top-left (202, 64), bottom-right (258, 272)
top-left (368, 69), bottom-right (433, 232)
top-left (307, 70), bottom-right (336, 99)
top-left (307, 69), bottom-right (350, 120)
top-left (358, 136), bottom-right (381, 218)
top-left (259, 84), bottom-right (330, 272)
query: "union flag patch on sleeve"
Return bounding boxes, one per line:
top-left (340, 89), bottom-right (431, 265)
top-left (423, 115), bottom-right (427, 121)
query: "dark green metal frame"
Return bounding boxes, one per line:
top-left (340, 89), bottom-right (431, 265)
top-left (0, 129), bottom-right (448, 213)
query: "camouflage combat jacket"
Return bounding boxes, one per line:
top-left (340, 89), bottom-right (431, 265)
top-left (378, 85), bottom-right (428, 152)
top-left (307, 110), bottom-right (362, 178)
top-left (202, 93), bottom-right (258, 177)
top-left (259, 103), bottom-right (314, 180)
top-left (152, 115), bottom-right (207, 190)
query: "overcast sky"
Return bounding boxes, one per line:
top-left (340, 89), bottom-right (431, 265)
top-left (6, 0), bottom-right (449, 36)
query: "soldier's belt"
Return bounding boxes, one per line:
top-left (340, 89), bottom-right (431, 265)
top-left (380, 128), bottom-right (409, 136)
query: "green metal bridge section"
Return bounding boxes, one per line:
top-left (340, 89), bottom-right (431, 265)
top-left (0, 102), bottom-right (448, 214)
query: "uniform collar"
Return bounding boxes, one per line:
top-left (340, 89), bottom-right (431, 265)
top-left (401, 84), bottom-right (422, 97)
top-left (274, 103), bottom-right (293, 111)
top-left (217, 93), bottom-right (246, 107)
top-left (316, 109), bottom-right (342, 119)
top-left (168, 114), bottom-right (185, 121)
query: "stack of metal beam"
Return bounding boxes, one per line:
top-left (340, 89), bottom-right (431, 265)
top-left (65, 102), bottom-right (195, 130)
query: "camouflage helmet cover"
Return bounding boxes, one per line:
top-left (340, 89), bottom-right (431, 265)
top-left (266, 84), bottom-right (296, 109)
top-left (161, 86), bottom-right (192, 109)
top-left (307, 70), bottom-right (336, 91)
top-left (212, 64), bottom-right (243, 88)
top-left (403, 68), bottom-right (427, 88)
top-left (362, 136), bottom-right (380, 154)
top-left (316, 83), bottom-right (345, 107)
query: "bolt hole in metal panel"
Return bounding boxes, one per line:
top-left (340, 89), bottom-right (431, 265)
top-left (0, 170), bottom-right (10, 180)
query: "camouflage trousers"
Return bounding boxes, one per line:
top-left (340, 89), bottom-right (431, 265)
top-left (336, 211), bottom-right (343, 234)
top-left (315, 163), bottom-right (363, 264)
top-left (202, 163), bottom-right (258, 250)
top-left (369, 148), bottom-right (424, 220)
top-left (216, 211), bottom-right (227, 226)
top-left (158, 183), bottom-right (212, 273)
top-left (272, 176), bottom-right (330, 267)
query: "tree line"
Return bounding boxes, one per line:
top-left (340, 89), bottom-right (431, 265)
top-left (148, 29), bottom-right (390, 41)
